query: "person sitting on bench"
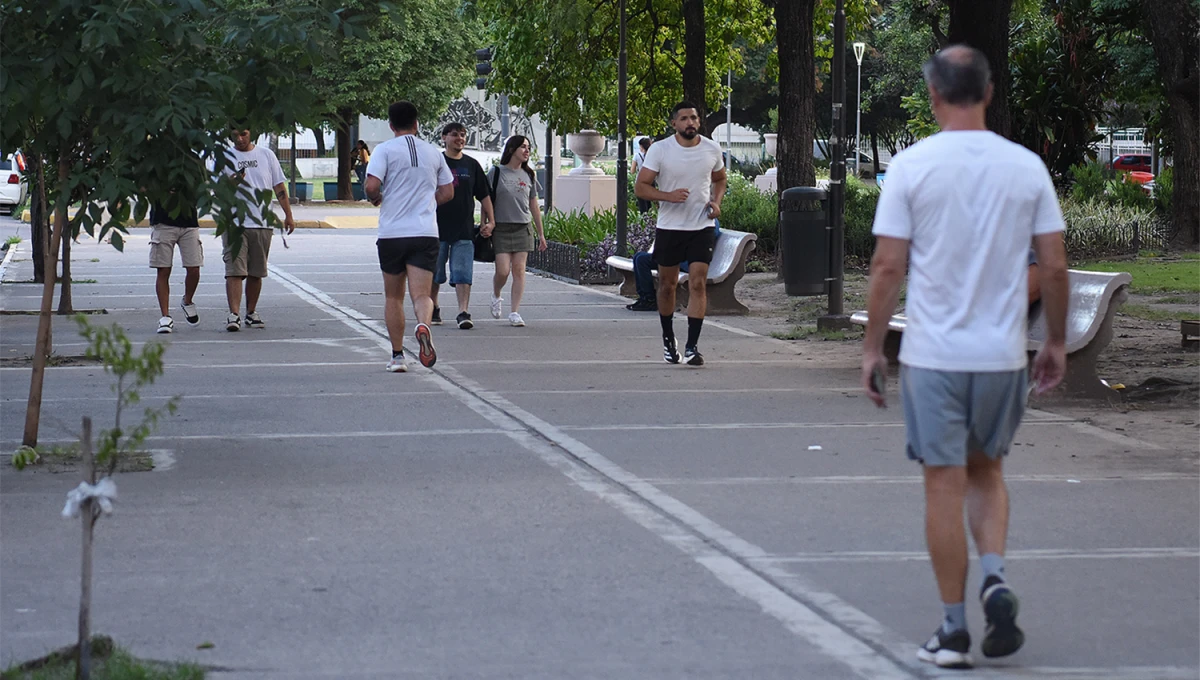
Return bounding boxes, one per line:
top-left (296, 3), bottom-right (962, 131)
top-left (625, 220), bottom-right (721, 311)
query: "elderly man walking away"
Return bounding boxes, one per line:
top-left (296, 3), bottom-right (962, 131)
top-left (364, 101), bottom-right (454, 372)
top-left (861, 45), bottom-right (1069, 670)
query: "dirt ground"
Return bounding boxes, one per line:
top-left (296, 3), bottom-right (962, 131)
top-left (730, 270), bottom-right (1200, 453)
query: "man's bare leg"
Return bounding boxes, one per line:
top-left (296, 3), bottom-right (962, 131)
top-left (155, 267), bottom-right (172, 317)
top-left (183, 266), bottom-right (200, 306)
top-left (455, 283), bottom-right (471, 314)
top-left (226, 276), bottom-right (244, 315)
top-left (407, 266), bottom-right (435, 326)
top-left (382, 272), bottom-right (408, 353)
top-left (924, 464), bottom-right (970, 613)
top-left (245, 276), bottom-right (263, 314)
top-left (685, 262), bottom-right (708, 320)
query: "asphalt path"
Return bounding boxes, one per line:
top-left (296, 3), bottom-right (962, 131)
top-left (1, 215), bottom-right (1196, 679)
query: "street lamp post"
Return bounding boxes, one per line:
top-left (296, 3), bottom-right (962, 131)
top-left (853, 42), bottom-right (865, 178)
top-left (615, 0), bottom-right (628, 258)
top-left (818, 0), bottom-right (850, 330)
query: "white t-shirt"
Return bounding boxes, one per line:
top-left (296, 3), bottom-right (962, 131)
top-left (225, 145), bottom-right (286, 228)
top-left (366, 134), bottom-right (453, 239)
top-left (632, 149), bottom-right (646, 174)
top-left (872, 130), bottom-right (1065, 372)
top-left (641, 135), bottom-right (725, 231)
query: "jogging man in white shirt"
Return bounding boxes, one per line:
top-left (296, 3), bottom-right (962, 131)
top-left (222, 128), bottom-right (295, 331)
top-left (364, 101), bottom-right (454, 372)
top-left (862, 45), bottom-right (1068, 669)
top-left (634, 103), bottom-right (727, 366)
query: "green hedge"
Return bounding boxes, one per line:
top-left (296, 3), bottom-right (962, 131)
top-left (720, 174), bottom-right (779, 250)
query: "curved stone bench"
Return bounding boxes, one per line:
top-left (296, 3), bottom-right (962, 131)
top-left (849, 269), bottom-right (1133, 398)
top-left (606, 228), bottom-right (758, 315)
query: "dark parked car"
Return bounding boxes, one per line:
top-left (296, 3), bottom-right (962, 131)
top-left (1109, 154), bottom-right (1152, 173)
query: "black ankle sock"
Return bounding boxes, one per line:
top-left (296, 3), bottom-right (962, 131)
top-left (686, 316), bottom-right (703, 349)
top-left (660, 313), bottom-right (674, 342)
top-left (392, 349), bottom-right (404, 358)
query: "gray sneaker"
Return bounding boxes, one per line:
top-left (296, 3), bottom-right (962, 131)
top-left (226, 313), bottom-right (241, 332)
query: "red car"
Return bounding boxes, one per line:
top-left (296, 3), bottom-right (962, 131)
top-left (1110, 154), bottom-right (1152, 173)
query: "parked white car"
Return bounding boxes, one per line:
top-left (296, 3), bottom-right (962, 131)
top-left (0, 151), bottom-right (27, 215)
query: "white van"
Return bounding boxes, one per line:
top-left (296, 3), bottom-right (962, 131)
top-left (0, 151), bottom-right (27, 215)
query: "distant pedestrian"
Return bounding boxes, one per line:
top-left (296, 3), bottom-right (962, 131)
top-left (149, 193), bottom-right (202, 333)
top-left (633, 137), bottom-right (653, 214)
top-left (354, 140), bottom-right (371, 187)
top-left (861, 45), bottom-right (1068, 670)
top-left (633, 102), bottom-right (727, 366)
top-left (488, 135), bottom-right (547, 327)
top-left (364, 101), bottom-right (454, 372)
top-left (433, 122), bottom-right (495, 329)
top-left (222, 128), bottom-right (295, 332)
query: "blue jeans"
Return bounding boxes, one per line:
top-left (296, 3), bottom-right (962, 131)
top-left (435, 239), bottom-right (474, 285)
top-left (633, 251), bottom-right (689, 300)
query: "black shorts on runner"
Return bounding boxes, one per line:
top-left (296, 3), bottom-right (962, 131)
top-left (653, 227), bottom-right (716, 268)
top-left (377, 237), bottom-right (439, 275)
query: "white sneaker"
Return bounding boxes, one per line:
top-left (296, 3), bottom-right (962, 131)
top-left (491, 295), bottom-right (503, 319)
top-left (508, 312), bottom-right (525, 327)
top-left (156, 316), bottom-right (174, 334)
top-left (226, 313), bottom-right (241, 332)
top-left (179, 300), bottom-right (199, 326)
top-left (386, 354), bottom-right (408, 373)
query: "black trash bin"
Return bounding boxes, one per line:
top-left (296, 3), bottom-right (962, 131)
top-left (779, 186), bottom-right (829, 296)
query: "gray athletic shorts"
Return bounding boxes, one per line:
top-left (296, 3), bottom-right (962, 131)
top-left (900, 365), bottom-right (1028, 467)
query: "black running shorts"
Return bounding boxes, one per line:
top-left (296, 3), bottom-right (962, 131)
top-left (652, 227), bottom-right (716, 268)
top-left (377, 237), bottom-right (439, 275)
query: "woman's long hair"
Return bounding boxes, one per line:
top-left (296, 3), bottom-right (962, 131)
top-left (499, 135), bottom-right (536, 183)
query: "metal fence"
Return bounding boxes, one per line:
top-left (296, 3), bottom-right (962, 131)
top-left (527, 240), bottom-right (621, 284)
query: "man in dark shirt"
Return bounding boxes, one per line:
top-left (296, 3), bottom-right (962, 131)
top-left (433, 122), bottom-right (494, 329)
top-left (148, 193), bottom-right (203, 333)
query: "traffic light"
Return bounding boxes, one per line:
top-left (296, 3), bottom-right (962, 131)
top-left (475, 47), bottom-right (493, 90)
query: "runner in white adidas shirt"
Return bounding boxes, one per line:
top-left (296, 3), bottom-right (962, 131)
top-left (634, 102), bottom-right (727, 367)
top-left (364, 101), bottom-right (454, 373)
top-left (861, 45), bottom-right (1069, 670)
top-left (221, 129), bottom-right (295, 332)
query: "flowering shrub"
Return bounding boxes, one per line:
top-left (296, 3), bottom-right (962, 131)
top-left (580, 212), bottom-right (656, 275)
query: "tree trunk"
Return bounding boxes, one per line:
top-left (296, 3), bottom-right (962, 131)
top-left (23, 154), bottom-right (68, 448)
top-left (314, 125), bottom-right (327, 157)
top-left (947, 0), bottom-right (1014, 138)
top-left (336, 107), bottom-right (354, 201)
top-left (1142, 0), bottom-right (1199, 247)
top-left (57, 226), bottom-right (72, 314)
top-left (30, 157), bottom-right (45, 283)
top-left (681, 0), bottom-right (708, 133)
top-left (774, 0), bottom-right (818, 192)
top-left (76, 417), bottom-right (95, 680)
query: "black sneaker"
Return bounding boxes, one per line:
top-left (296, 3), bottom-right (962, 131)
top-left (456, 311), bottom-right (473, 329)
top-left (684, 346), bottom-right (704, 367)
top-left (980, 576), bottom-right (1024, 658)
top-left (917, 627), bottom-right (973, 669)
top-left (626, 297), bottom-right (657, 312)
top-left (663, 337), bottom-right (681, 364)
top-left (431, 307), bottom-right (443, 325)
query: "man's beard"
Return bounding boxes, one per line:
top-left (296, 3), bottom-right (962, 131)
top-left (679, 128), bottom-right (698, 140)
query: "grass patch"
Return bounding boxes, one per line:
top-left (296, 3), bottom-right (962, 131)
top-left (1083, 259), bottom-right (1200, 293)
top-left (90, 258), bottom-right (100, 262)
top-left (5, 235), bottom-right (21, 246)
top-left (770, 326), bottom-right (861, 341)
top-left (1119, 304), bottom-right (1192, 322)
top-left (69, 279), bottom-right (98, 284)
top-left (9, 443), bottom-right (154, 473)
top-left (1157, 294), bottom-right (1199, 305)
top-left (1, 640), bottom-right (203, 680)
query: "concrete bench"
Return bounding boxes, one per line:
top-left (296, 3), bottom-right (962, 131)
top-left (849, 270), bottom-right (1133, 398)
top-left (606, 228), bottom-right (758, 315)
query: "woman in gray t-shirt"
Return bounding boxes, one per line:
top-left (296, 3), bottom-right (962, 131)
top-left (484, 135), bottom-right (546, 327)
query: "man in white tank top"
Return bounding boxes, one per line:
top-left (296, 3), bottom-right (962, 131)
top-left (862, 45), bottom-right (1069, 670)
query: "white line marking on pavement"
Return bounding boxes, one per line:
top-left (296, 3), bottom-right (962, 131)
top-left (1, 391), bottom-right (447, 404)
top-left (0, 242), bottom-right (18, 281)
top-left (753, 547), bottom-right (1200, 564)
top-left (1063, 420), bottom-right (1166, 451)
top-left (0, 361), bottom-right (379, 371)
top-left (644, 473), bottom-right (1199, 486)
top-left (964, 667), bottom-right (1199, 680)
top-left (268, 262), bottom-right (921, 680)
top-left (557, 419), bottom-right (1074, 433)
top-left (1, 428), bottom-right (507, 448)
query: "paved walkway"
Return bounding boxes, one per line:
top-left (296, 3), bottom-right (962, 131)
top-left (1, 220), bottom-right (1196, 679)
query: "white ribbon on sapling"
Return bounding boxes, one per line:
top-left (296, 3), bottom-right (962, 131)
top-left (61, 478), bottom-right (118, 519)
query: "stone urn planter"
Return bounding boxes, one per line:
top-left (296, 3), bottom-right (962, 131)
top-left (763, 133), bottom-right (778, 176)
top-left (566, 130), bottom-right (606, 176)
